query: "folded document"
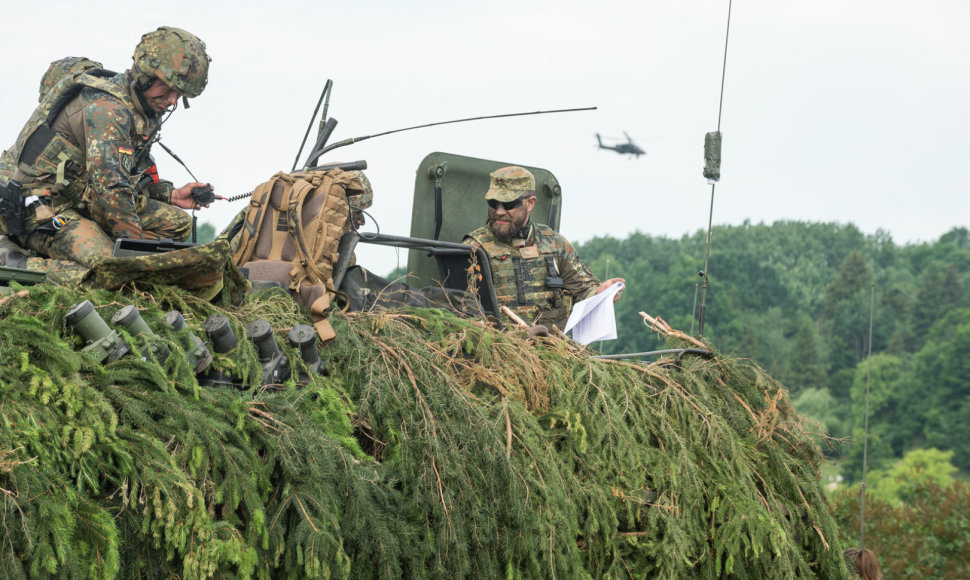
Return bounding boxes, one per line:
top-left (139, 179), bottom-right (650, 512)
top-left (563, 281), bottom-right (624, 345)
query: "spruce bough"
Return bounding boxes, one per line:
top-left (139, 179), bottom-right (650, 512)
top-left (0, 284), bottom-right (849, 578)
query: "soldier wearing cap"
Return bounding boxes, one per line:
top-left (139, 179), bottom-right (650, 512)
top-left (0, 27), bottom-right (212, 271)
top-left (463, 165), bottom-right (624, 331)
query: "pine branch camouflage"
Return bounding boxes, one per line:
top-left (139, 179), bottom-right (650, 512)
top-left (0, 282), bottom-right (851, 578)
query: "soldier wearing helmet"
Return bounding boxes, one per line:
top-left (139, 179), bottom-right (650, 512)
top-left (345, 169), bottom-right (373, 232)
top-left (0, 27), bottom-right (213, 270)
top-left (462, 166), bottom-right (625, 331)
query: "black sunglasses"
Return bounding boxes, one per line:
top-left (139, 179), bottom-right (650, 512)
top-left (487, 197), bottom-right (530, 211)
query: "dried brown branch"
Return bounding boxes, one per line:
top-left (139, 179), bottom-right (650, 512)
top-left (638, 311), bottom-right (708, 349)
top-left (0, 289), bottom-right (30, 309)
top-left (504, 399), bottom-right (513, 458)
top-left (500, 305), bottom-right (529, 328)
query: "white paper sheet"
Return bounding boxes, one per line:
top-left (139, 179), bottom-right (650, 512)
top-left (563, 281), bottom-right (624, 345)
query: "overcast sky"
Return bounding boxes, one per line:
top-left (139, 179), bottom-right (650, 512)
top-left (3, 0), bottom-right (969, 276)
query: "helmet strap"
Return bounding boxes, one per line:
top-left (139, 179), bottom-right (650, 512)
top-left (135, 86), bottom-right (151, 114)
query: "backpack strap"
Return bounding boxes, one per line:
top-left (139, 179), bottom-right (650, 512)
top-left (269, 175), bottom-right (303, 261)
top-left (309, 173), bottom-right (351, 280)
top-left (231, 175), bottom-right (275, 265)
top-left (287, 173), bottom-right (332, 287)
top-left (286, 171), bottom-right (349, 343)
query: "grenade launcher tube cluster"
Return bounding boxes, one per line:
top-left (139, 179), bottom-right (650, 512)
top-left (65, 300), bottom-right (324, 387)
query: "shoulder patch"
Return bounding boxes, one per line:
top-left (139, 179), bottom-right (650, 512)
top-left (119, 147), bottom-right (133, 172)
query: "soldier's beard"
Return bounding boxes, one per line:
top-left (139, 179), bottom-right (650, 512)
top-left (488, 211), bottom-right (529, 244)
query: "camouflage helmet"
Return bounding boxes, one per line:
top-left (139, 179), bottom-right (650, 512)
top-left (485, 166), bottom-right (536, 203)
top-left (346, 170), bottom-right (373, 210)
top-left (39, 56), bottom-right (103, 102)
top-left (132, 26), bottom-right (210, 98)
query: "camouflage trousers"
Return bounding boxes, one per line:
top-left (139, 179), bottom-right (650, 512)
top-left (24, 197), bottom-right (192, 268)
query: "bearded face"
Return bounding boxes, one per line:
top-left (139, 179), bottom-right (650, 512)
top-left (487, 195), bottom-right (535, 243)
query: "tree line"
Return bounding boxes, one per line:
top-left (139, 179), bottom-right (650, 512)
top-left (577, 222), bottom-right (970, 482)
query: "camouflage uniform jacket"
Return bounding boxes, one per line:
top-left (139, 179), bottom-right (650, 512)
top-left (0, 149), bottom-right (14, 186)
top-left (9, 71), bottom-right (173, 239)
top-left (463, 222), bottom-right (601, 329)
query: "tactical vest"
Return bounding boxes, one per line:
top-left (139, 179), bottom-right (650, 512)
top-left (466, 223), bottom-right (571, 329)
top-left (7, 71), bottom-right (152, 218)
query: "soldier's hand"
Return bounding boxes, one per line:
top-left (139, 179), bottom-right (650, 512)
top-left (596, 278), bottom-right (626, 303)
top-left (172, 182), bottom-right (215, 209)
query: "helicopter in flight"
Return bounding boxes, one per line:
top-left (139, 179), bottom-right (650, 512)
top-left (595, 132), bottom-right (645, 158)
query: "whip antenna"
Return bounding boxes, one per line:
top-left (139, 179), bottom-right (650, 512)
top-left (309, 107), bottom-right (597, 160)
top-left (292, 80), bottom-right (333, 171)
top-left (860, 283), bottom-right (876, 549)
top-left (697, 0), bottom-right (733, 338)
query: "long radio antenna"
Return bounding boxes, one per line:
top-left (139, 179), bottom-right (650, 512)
top-left (306, 106), bottom-right (597, 163)
top-left (859, 283), bottom-right (876, 550)
top-left (697, 0), bottom-right (733, 338)
top-left (292, 81), bottom-right (333, 172)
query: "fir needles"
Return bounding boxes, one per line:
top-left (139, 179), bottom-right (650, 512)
top-left (0, 284), bottom-right (850, 578)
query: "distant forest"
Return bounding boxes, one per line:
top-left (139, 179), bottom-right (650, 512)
top-left (575, 222), bottom-right (970, 481)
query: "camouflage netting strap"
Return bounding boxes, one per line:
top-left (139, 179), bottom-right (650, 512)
top-left (83, 239), bottom-right (235, 300)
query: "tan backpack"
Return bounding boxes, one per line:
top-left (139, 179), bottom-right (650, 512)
top-left (232, 169), bottom-right (358, 342)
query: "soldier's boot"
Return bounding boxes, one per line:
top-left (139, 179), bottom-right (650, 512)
top-left (0, 235), bottom-right (29, 269)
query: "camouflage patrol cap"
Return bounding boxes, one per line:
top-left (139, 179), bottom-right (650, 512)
top-left (346, 170), bottom-right (373, 210)
top-left (39, 56), bottom-right (103, 102)
top-left (485, 166), bottom-right (536, 203)
top-left (133, 26), bottom-right (210, 98)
